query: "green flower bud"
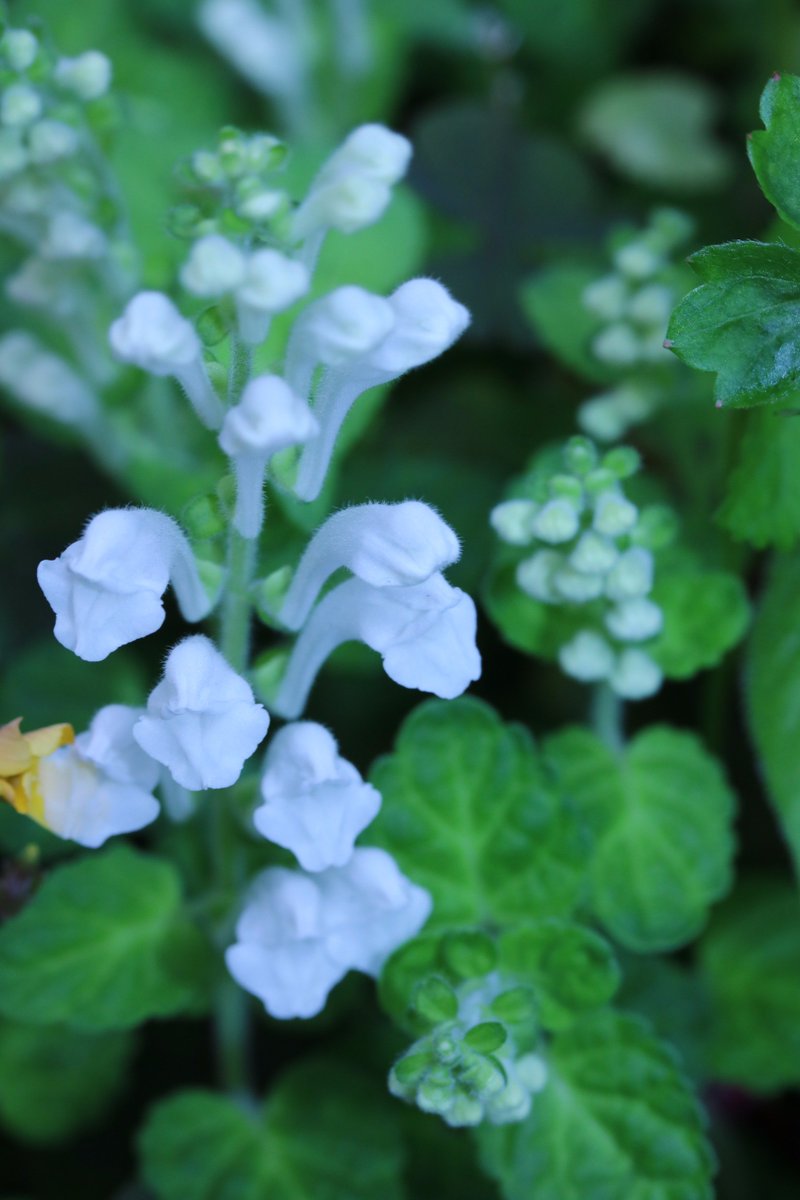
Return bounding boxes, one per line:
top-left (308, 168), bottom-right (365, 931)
top-left (463, 1022), bottom-right (508, 1054)
top-left (412, 977), bottom-right (459, 1025)
top-left (457, 1051), bottom-right (506, 1099)
top-left (630, 504), bottom-right (678, 549)
top-left (531, 498), bottom-right (580, 544)
top-left (182, 493), bottom-right (226, 540)
top-left (417, 1067), bottom-right (456, 1115)
top-left (253, 566), bottom-right (293, 627)
top-left (548, 474), bottom-right (584, 507)
top-left (564, 435), bottom-right (598, 476)
top-left (602, 446), bottom-right (640, 479)
top-left (583, 467), bottom-right (617, 496)
top-left (490, 987), bottom-right (538, 1024)
top-left (432, 1030), bottom-right (462, 1065)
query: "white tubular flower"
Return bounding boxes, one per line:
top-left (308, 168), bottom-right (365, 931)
top-left (253, 722), bottom-right (381, 871)
top-left (37, 508), bottom-right (212, 662)
top-left (37, 746), bottom-right (160, 849)
top-left (605, 547), bottom-right (654, 601)
top-left (605, 597), bottom-right (663, 642)
top-left (291, 124), bottom-right (411, 244)
top-left (294, 279), bottom-right (470, 502)
top-left (609, 648), bottom-right (663, 700)
top-left (76, 705), bottom-right (160, 791)
top-left (199, 0), bottom-right (305, 101)
top-left (54, 51), bottom-right (112, 101)
top-left (283, 285), bottom-right (395, 399)
top-left (180, 234), bottom-right (246, 298)
top-left (278, 501), bottom-right (461, 630)
top-left (225, 848), bottom-right (431, 1019)
top-left (273, 573), bottom-right (481, 719)
top-left (134, 636), bottom-right (269, 790)
top-left (41, 212), bottom-right (107, 261)
top-left (558, 631), bottom-right (614, 683)
top-left (235, 249), bottom-right (309, 345)
top-left (0, 332), bottom-right (97, 425)
top-left (218, 375), bottom-right (318, 539)
top-left (109, 292), bottom-right (224, 430)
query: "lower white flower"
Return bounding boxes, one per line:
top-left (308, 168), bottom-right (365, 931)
top-left (225, 848), bottom-right (431, 1019)
top-left (253, 722), bottom-right (381, 871)
top-left (134, 635), bottom-right (269, 790)
top-left (38, 744), bottom-right (159, 849)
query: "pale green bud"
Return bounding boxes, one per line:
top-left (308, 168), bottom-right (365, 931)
top-left (578, 395), bottom-right (629, 443)
top-left (582, 273), bottom-right (627, 321)
top-left (516, 549), bottom-right (563, 604)
top-left (28, 119), bottom-right (79, 164)
top-left (553, 564), bottom-right (605, 603)
top-left (236, 185), bottom-right (286, 221)
top-left (569, 530), bottom-right (618, 574)
top-left (490, 498), bottom-right (537, 546)
top-left (564, 435), bottom-right (598, 476)
top-left (2, 29), bottom-right (38, 71)
top-left (602, 446), bottom-right (640, 479)
top-left (548, 474), bottom-right (584, 508)
top-left (631, 504), bottom-right (678, 549)
top-left (606, 597), bottom-right (663, 642)
top-left (417, 1068), bottom-right (456, 1115)
top-left (592, 322), bottom-right (640, 366)
top-left (54, 51), bottom-right (112, 101)
top-left (627, 282), bottom-right (673, 327)
top-left (445, 1092), bottom-right (484, 1127)
top-left (457, 1051), bottom-right (506, 1099)
top-left (531, 498), bottom-right (580, 544)
top-left (484, 1076), bottom-right (532, 1124)
top-left (610, 648), bottom-right (663, 700)
top-left (1, 82), bottom-right (42, 127)
top-left (559, 631), bottom-right (614, 682)
top-left (605, 547), bottom-right (654, 601)
top-left (593, 490), bottom-right (638, 537)
top-left (613, 240), bottom-right (662, 280)
top-left (192, 149), bottom-right (225, 184)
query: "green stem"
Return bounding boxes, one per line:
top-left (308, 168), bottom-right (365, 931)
top-left (590, 684), bottom-right (625, 752)
top-left (220, 529), bottom-right (256, 672)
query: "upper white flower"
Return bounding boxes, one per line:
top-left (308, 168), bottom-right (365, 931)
top-left (0, 332), bottom-right (97, 425)
top-left (54, 51), bottom-right (112, 101)
top-left (253, 722), bottom-right (381, 871)
top-left (225, 848), bottom-right (431, 1019)
top-left (235, 248), bottom-right (309, 343)
top-left (279, 501), bottom-right (461, 630)
top-left (77, 704), bottom-right (160, 791)
top-left (133, 636), bottom-right (269, 790)
top-left (283, 285), bottom-right (395, 399)
top-left (37, 508), bottom-right (212, 662)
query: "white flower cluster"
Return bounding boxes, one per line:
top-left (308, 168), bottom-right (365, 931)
top-left (271, 501), bottom-right (481, 718)
top-left (582, 208), bottom-right (691, 372)
top-left (491, 437), bottom-right (664, 700)
top-left (227, 721), bottom-right (430, 1019)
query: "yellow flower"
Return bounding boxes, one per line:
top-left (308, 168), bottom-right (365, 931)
top-left (0, 718), bottom-right (74, 825)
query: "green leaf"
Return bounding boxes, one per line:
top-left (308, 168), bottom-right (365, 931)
top-left (520, 264), bottom-right (616, 385)
top-left (649, 564), bottom-right (750, 678)
top-left (477, 1012), bottom-right (715, 1200)
top-left (544, 726), bottom-right (736, 951)
top-left (139, 1060), bottom-right (406, 1200)
top-left (369, 698), bottom-right (586, 930)
top-left (498, 921), bottom-right (619, 1030)
top-left (0, 846), bottom-right (211, 1030)
top-left (700, 880), bottom-right (800, 1091)
top-left (618, 957), bottom-right (711, 1082)
top-left (668, 240), bottom-right (800, 408)
top-left (748, 73), bottom-right (800, 232)
top-left (579, 72), bottom-right (731, 191)
top-left (747, 554), bottom-right (800, 872)
top-left (717, 403), bottom-right (800, 547)
top-left (0, 1020), bottom-right (132, 1144)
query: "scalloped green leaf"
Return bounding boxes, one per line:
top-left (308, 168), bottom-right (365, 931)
top-left (649, 565), bottom-right (750, 678)
top-left (748, 73), bottom-right (800, 232)
top-left (544, 726), bottom-right (736, 951)
top-left (368, 698), bottom-right (586, 931)
top-left (717, 403), bottom-right (800, 548)
top-left (477, 1011), bottom-right (715, 1200)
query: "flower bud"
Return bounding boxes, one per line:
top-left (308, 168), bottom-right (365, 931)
top-left (553, 564), bottom-right (605, 603)
top-left (609, 648), bottom-right (663, 700)
top-left (569, 531), bottom-right (617, 574)
top-left (613, 240), bottom-right (662, 280)
top-left (515, 550), bottom-right (563, 604)
top-left (593, 490), bottom-right (638, 537)
top-left (592, 322), bottom-right (640, 366)
top-left (134, 635), bottom-right (270, 790)
top-left (605, 598), bottom-right (663, 642)
top-left (558, 631), bottom-right (614, 682)
top-left (54, 51), bottom-right (112, 101)
top-left (490, 499), bottom-right (538, 546)
top-left (292, 174), bottom-right (391, 240)
top-left (41, 212), bottom-right (106, 261)
top-left (627, 283), bottom-right (673, 327)
top-left (1, 83), bottom-right (42, 127)
top-left (605, 547), bottom-right (654, 601)
top-left (180, 234), bottom-right (246, 297)
top-left (530, 499), bottom-right (580, 545)
top-left (316, 124), bottom-right (412, 189)
top-left (235, 248), bottom-right (309, 344)
top-left (2, 30), bottom-right (38, 72)
top-left (582, 273), bottom-right (627, 321)
top-left (28, 119), bottom-right (79, 164)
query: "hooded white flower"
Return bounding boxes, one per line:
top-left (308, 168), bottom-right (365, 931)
top-left (54, 51), bottom-right (112, 101)
top-left (278, 501), bottom-right (461, 630)
top-left (37, 747), bottom-right (160, 849)
top-left (77, 704), bottom-right (160, 791)
top-left (38, 509), bottom-right (212, 662)
top-left (218, 374), bottom-right (318, 538)
top-left (225, 848), bottom-right (431, 1019)
top-left (109, 291), bottom-right (224, 430)
top-left (283, 285), bottom-right (395, 399)
top-left (0, 332), bottom-right (97, 425)
top-left (134, 636), bottom-right (269, 790)
top-left (294, 278), bottom-right (470, 501)
top-left (235, 248), bottom-right (309, 344)
top-left (180, 234), bottom-right (246, 297)
top-left (273, 573), bottom-right (481, 719)
top-left (253, 722), bottom-right (381, 871)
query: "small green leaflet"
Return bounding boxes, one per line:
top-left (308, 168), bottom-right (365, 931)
top-left (668, 240), bottom-right (800, 408)
top-left (544, 726), bottom-right (736, 951)
top-left (746, 553), bottom-right (800, 874)
top-left (368, 698), bottom-right (586, 930)
top-left (649, 562), bottom-right (750, 678)
top-left (0, 846), bottom-right (212, 1030)
top-left (0, 1021), bottom-right (132, 1144)
top-left (477, 1011), bottom-right (715, 1200)
top-left (748, 73), bottom-right (800, 233)
top-left (700, 880), bottom-right (800, 1091)
top-left (138, 1060), bottom-right (406, 1200)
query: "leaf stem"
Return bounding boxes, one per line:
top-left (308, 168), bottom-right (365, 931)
top-left (590, 684), bottom-right (625, 752)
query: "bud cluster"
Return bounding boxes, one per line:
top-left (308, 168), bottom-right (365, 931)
top-left (491, 436), bottom-right (669, 700)
top-left (388, 931), bottom-right (547, 1128)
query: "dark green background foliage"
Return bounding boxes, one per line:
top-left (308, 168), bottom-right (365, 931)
top-left (2, 0), bottom-right (800, 1197)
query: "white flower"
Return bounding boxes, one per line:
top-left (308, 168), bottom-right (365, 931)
top-left (28, 119), bottom-right (79, 164)
top-left (77, 705), bottom-right (160, 791)
top-left (489, 499), bottom-right (537, 546)
top-left (278, 501), bottom-right (461, 630)
top-left (253, 722), bottom-right (381, 870)
top-left (558, 631), bottom-right (614, 682)
top-left (593, 489), bottom-right (638, 537)
top-left (0, 83), bottom-right (42, 127)
top-left (294, 278), bottom-right (470, 501)
top-left (569, 531), bottom-right (618, 574)
top-left (515, 549), bottom-right (563, 604)
top-left (37, 508), bottom-right (212, 662)
top-left (109, 292), bottom-right (224, 429)
top-left (2, 30), bottom-right (38, 72)
top-left (605, 597), bottom-right (663, 642)
top-left (605, 547), bottom-right (654, 600)
top-left (530, 499), bottom-right (580, 545)
top-left (609, 648), bottom-right (663, 700)
top-left (0, 332), bottom-right (97, 425)
top-left (283, 285), bottom-right (395, 399)
top-left (316, 124), bottom-right (412, 189)
top-left (235, 248), bottom-right (309, 344)
top-left (218, 375), bottom-right (318, 538)
top-left (199, 0), bottom-right (305, 100)
top-left (274, 573), bottom-right (481, 719)
top-left (37, 747), bottom-right (159, 848)
top-left (41, 212), bottom-right (107, 261)
top-left (552, 563), bottom-right (605, 604)
top-left (134, 636), bottom-right (269, 790)
top-left (54, 51), bottom-right (112, 101)
top-left (180, 234), bottom-right (246, 298)
top-left (225, 848), bottom-right (431, 1019)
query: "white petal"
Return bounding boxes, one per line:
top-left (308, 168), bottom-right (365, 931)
top-left (39, 748), bottom-right (159, 848)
